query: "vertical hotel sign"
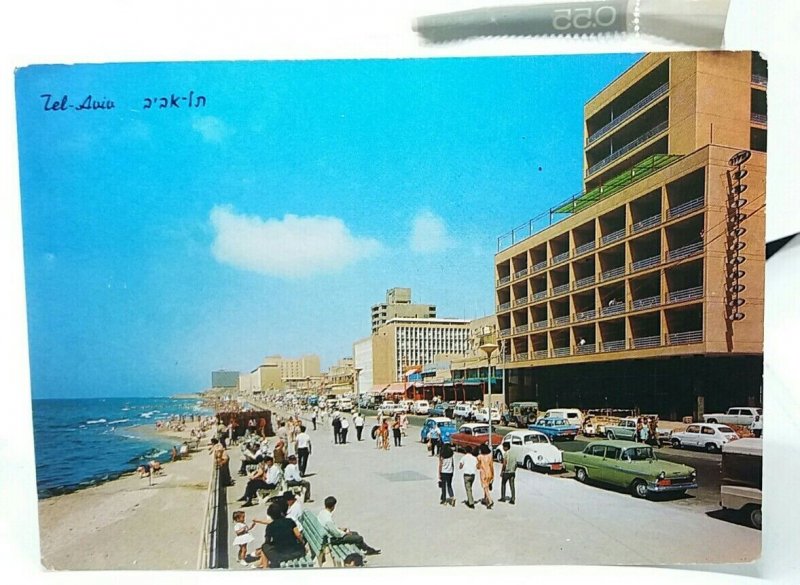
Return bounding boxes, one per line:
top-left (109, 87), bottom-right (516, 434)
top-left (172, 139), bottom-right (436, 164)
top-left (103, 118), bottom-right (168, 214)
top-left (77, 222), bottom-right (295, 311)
top-left (725, 150), bottom-right (751, 322)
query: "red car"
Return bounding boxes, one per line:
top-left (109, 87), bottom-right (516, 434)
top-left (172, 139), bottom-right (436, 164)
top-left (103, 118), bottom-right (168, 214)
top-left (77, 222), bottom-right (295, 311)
top-left (449, 423), bottom-right (504, 452)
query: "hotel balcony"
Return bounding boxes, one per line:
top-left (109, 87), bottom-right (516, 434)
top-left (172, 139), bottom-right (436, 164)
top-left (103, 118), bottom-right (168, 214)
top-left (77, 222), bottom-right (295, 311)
top-left (586, 83), bottom-right (669, 146)
top-left (587, 120), bottom-right (669, 177)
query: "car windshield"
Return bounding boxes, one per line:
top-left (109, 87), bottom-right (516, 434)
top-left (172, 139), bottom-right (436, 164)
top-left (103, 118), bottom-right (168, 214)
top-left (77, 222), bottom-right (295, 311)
top-left (524, 434), bottom-right (547, 444)
top-left (622, 447), bottom-right (656, 461)
top-left (718, 426), bottom-right (735, 433)
top-left (473, 426), bottom-right (489, 434)
top-left (439, 422), bottom-right (456, 430)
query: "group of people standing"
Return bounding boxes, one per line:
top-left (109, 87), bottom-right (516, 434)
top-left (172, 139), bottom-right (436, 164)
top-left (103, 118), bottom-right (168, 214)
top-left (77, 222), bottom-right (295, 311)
top-left (436, 442), bottom-right (519, 509)
top-left (635, 417), bottom-right (660, 446)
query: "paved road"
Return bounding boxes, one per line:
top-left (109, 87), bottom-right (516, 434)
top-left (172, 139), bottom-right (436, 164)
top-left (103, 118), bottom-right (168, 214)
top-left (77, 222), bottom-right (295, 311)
top-left (234, 407), bottom-right (759, 567)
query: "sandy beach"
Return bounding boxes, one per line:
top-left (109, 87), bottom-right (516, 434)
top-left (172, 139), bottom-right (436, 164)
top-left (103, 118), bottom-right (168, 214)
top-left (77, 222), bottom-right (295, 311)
top-left (38, 421), bottom-right (215, 570)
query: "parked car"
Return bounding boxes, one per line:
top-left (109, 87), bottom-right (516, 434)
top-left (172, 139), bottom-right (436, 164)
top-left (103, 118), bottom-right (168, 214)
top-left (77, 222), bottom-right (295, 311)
top-left (528, 417), bottom-right (580, 441)
top-left (453, 402), bottom-right (475, 421)
top-left (398, 400), bottom-right (415, 414)
top-left (378, 401), bottom-right (402, 416)
top-left (604, 417), bottom-right (670, 444)
top-left (563, 440), bottom-right (698, 498)
top-left (502, 402), bottom-right (539, 427)
top-left (720, 438), bottom-right (762, 529)
top-left (492, 430), bottom-right (563, 472)
top-left (419, 417), bottom-right (458, 444)
top-left (671, 423), bottom-right (739, 453)
top-left (474, 407), bottom-right (501, 424)
top-left (412, 400), bottom-right (430, 415)
top-left (336, 397), bottom-right (353, 412)
top-left (429, 403), bottom-right (448, 417)
top-left (544, 408), bottom-right (584, 427)
top-left (703, 407), bottom-right (763, 436)
top-left (450, 423), bottom-right (504, 451)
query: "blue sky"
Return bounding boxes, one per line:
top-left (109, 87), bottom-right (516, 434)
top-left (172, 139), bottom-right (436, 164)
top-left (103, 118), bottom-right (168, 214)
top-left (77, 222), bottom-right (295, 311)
top-left (16, 54), bottom-right (640, 399)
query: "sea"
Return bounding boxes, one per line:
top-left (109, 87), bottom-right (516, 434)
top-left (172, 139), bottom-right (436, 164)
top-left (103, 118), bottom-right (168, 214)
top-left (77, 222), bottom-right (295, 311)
top-left (31, 396), bottom-right (213, 498)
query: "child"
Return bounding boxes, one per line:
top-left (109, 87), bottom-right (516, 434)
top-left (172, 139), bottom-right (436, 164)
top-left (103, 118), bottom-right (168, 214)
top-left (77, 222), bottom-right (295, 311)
top-left (232, 510), bottom-right (255, 565)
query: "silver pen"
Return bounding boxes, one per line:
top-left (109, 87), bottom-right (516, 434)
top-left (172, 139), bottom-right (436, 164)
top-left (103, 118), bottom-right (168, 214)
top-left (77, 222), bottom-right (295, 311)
top-left (413, 0), bottom-right (732, 48)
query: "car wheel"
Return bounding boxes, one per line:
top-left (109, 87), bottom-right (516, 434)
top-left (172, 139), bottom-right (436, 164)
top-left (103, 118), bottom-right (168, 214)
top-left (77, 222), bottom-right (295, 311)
top-left (631, 479), bottom-right (648, 499)
top-left (525, 457), bottom-right (535, 471)
top-left (747, 506), bottom-right (762, 530)
top-left (493, 449), bottom-right (503, 462)
top-left (706, 442), bottom-right (720, 453)
top-left (606, 431), bottom-right (615, 440)
top-left (575, 467), bottom-right (588, 483)
top-left (671, 438), bottom-right (681, 448)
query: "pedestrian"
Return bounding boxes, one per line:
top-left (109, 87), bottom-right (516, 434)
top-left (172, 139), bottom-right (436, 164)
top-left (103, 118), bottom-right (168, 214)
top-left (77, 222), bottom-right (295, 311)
top-left (273, 437), bottom-right (287, 469)
top-left (332, 414), bottom-right (342, 445)
top-left (459, 446), bottom-right (478, 508)
top-left (209, 437), bottom-right (233, 487)
top-left (295, 425), bottom-right (312, 476)
top-left (638, 420), bottom-right (650, 444)
top-left (400, 412), bottom-right (409, 437)
top-left (477, 443), bottom-right (495, 509)
top-left (231, 510), bottom-right (256, 566)
top-left (354, 412), bottom-right (365, 441)
top-left (392, 417), bottom-right (402, 447)
top-left (381, 419), bottom-right (390, 450)
top-left (311, 407), bottom-right (318, 431)
top-left (499, 442), bottom-right (517, 505)
top-left (258, 417), bottom-right (267, 438)
top-left (318, 496), bottom-right (381, 556)
top-left (428, 423), bottom-right (441, 456)
top-left (438, 444), bottom-right (455, 506)
top-left (648, 417), bottom-right (659, 447)
top-left (635, 418), bottom-right (643, 443)
top-left (340, 416), bottom-right (350, 444)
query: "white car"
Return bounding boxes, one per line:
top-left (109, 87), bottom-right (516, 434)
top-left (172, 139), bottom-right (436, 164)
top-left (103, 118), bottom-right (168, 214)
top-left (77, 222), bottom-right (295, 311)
top-left (671, 423), bottom-right (740, 453)
top-left (412, 400), bottom-right (430, 415)
top-left (398, 400), bottom-right (415, 414)
top-left (453, 402), bottom-right (475, 420)
top-left (492, 430), bottom-right (563, 472)
top-left (474, 408), bottom-right (501, 424)
top-left (378, 401), bottom-right (402, 416)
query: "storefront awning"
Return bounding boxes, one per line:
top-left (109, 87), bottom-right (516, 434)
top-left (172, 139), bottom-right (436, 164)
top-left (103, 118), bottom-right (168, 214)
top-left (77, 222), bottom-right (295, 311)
top-left (382, 382), bottom-right (407, 395)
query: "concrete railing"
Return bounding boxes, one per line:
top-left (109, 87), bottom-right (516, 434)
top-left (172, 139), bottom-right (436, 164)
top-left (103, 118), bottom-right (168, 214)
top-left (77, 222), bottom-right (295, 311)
top-left (197, 459), bottom-right (228, 569)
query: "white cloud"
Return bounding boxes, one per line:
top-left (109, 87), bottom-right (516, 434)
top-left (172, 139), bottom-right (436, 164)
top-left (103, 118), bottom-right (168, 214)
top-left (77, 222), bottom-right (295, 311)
top-left (209, 206), bottom-right (382, 279)
top-left (192, 116), bottom-right (229, 143)
top-left (409, 210), bottom-right (454, 254)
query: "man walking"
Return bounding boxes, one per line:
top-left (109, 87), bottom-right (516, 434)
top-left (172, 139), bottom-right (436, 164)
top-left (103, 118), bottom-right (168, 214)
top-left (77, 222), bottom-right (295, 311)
top-left (295, 425), bottom-right (312, 476)
top-left (318, 496), bottom-right (380, 556)
top-left (340, 415), bottom-right (350, 444)
top-left (332, 413), bottom-right (342, 444)
top-left (428, 423), bottom-right (441, 456)
top-left (311, 407), bottom-right (319, 431)
top-left (354, 412), bottom-right (365, 441)
top-left (459, 446), bottom-right (478, 509)
top-left (499, 442), bottom-right (517, 504)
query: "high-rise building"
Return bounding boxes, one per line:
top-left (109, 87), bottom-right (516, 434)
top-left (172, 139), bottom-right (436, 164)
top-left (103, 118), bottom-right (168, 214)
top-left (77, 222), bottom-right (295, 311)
top-left (352, 336), bottom-right (374, 395)
top-left (495, 52), bottom-right (766, 419)
top-left (371, 287), bottom-right (436, 333)
top-left (372, 317), bottom-right (470, 385)
top-left (211, 370), bottom-right (239, 389)
top-left (263, 354), bottom-right (321, 381)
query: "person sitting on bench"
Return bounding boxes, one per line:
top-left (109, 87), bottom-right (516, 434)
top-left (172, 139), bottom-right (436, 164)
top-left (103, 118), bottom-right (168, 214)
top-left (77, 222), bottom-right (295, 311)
top-left (284, 455), bottom-right (313, 503)
top-left (317, 496), bottom-right (381, 556)
top-left (238, 457), bottom-right (281, 507)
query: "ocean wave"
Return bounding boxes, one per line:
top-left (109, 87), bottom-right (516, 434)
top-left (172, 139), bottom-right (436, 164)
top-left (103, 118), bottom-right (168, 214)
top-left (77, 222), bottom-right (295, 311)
top-left (140, 412), bottom-right (155, 418)
top-left (86, 419), bottom-right (107, 424)
top-left (107, 419), bottom-right (129, 425)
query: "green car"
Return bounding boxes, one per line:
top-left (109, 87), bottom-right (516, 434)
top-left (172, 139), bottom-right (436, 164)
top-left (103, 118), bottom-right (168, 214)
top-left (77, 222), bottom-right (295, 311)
top-left (563, 440), bottom-right (698, 498)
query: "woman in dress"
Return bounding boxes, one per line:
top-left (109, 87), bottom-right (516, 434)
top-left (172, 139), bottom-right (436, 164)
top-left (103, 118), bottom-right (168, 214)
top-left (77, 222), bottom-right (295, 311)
top-left (477, 443), bottom-right (495, 509)
top-left (258, 502), bottom-right (307, 568)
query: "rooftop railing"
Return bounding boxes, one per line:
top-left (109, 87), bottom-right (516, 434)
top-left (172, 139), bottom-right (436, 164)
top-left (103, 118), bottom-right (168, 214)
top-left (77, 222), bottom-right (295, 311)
top-left (667, 330), bottom-right (703, 345)
top-left (587, 83), bottom-right (669, 145)
top-left (666, 241), bottom-right (703, 262)
top-left (600, 228), bottom-right (626, 246)
top-left (666, 196), bottom-right (704, 220)
top-left (586, 120), bottom-right (669, 176)
top-left (632, 213), bottom-right (661, 233)
top-left (631, 335), bottom-right (660, 349)
top-left (631, 255), bottom-right (660, 272)
top-left (602, 339), bottom-right (626, 352)
top-left (666, 285), bottom-right (704, 304)
top-left (630, 295), bottom-right (660, 311)
top-left (601, 266), bottom-right (626, 281)
top-left (575, 275), bottom-right (596, 289)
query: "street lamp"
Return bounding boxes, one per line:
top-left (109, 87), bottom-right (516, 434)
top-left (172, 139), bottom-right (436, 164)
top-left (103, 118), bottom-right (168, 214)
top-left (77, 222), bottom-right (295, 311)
top-left (479, 341), bottom-right (498, 451)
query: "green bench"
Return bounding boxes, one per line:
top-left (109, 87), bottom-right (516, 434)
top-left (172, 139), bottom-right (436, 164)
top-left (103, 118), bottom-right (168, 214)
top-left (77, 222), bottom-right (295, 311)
top-left (291, 511), bottom-right (362, 567)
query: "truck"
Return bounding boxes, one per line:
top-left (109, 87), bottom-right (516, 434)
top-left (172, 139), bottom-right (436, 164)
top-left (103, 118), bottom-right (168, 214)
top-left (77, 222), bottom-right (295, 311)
top-left (502, 402), bottom-right (539, 428)
top-left (720, 438), bottom-right (762, 529)
top-left (703, 407), bottom-right (763, 436)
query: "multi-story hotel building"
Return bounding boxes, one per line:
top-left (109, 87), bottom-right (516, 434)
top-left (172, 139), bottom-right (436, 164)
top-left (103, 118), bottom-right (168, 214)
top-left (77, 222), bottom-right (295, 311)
top-left (372, 317), bottom-right (470, 385)
top-left (495, 52), bottom-right (766, 419)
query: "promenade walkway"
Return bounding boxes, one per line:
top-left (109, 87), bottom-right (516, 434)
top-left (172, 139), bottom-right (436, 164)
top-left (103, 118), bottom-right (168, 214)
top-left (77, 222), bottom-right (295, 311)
top-left (225, 408), bottom-right (760, 568)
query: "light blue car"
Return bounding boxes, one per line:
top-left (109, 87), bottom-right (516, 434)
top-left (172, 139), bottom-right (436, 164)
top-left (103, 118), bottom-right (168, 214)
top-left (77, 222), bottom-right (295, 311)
top-left (528, 417), bottom-right (580, 441)
top-left (420, 417), bottom-right (457, 444)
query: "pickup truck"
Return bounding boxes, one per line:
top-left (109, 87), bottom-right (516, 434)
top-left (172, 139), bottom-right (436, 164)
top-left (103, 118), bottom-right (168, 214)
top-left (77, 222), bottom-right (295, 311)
top-left (604, 417), bottom-right (670, 444)
top-left (703, 407), bottom-right (763, 435)
top-left (449, 423), bottom-right (503, 452)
